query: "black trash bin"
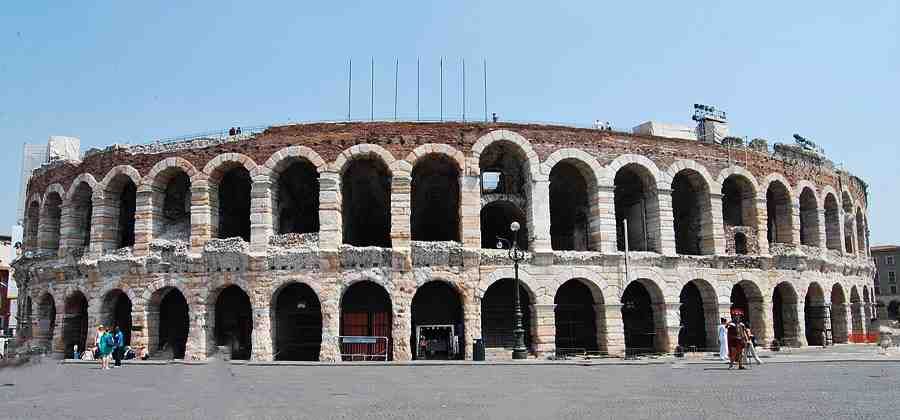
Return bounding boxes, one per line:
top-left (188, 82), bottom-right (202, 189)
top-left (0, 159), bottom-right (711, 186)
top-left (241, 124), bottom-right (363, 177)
top-left (473, 339), bottom-right (485, 361)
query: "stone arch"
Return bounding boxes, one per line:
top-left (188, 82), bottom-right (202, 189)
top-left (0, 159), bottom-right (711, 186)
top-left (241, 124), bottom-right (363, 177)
top-left (101, 165), bottom-right (142, 192)
top-left (830, 283), bottom-right (849, 343)
top-left (664, 160), bottom-right (718, 191)
top-left (480, 276), bottom-right (536, 353)
top-left (476, 268), bottom-right (539, 302)
top-left (202, 153), bottom-right (259, 181)
top-left (798, 186), bottom-right (822, 247)
top-left (610, 156), bottom-right (662, 253)
top-left (204, 154), bottom-right (257, 242)
top-left (208, 282), bottom-right (253, 360)
top-left (331, 144), bottom-right (396, 176)
top-left (144, 280), bottom-right (190, 359)
top-left (772, 281), bottom-right (801, 347)
top-left (540, 148), bottom-right (604, 185)
top-left (65, 177), bottom-right (96, 253)
top-left (855, 207), bottom-right (868, 256)
top-left (715, 166), bottom-right (760, 193)
top-left (339, 279), bottom-right (394, 360)
top-left (63, 289), bottom-right (90, 358)
top-left (405, 143), bottom-right (465, 174)
top-left (143, 159), bottom-right (198, 244)
top-left (678, 279), bottom-right (719, 351)
top-left (101, 166), bottom-right (141, 250)
top-left (264, 145), bottom-right (328, 174)
top-left (271, 281), bottom-right (323, 361)
top-left (720, 169), bottom-right (760, 255)
top-left (411, 152), bottom-right (461, 242)
top-left (822, 191), bottom-right (841, 251)
top-left (804, 282), bottom-right (827, 346)
top-left (38, 185), bottom-right (65, 254)
top-left (546, 153), bottom-right (602, 251)
top-left (98, 288), bottom-right (135, 347)
top-left (34, 292), bottom-right (57, 351)
top-left (621, 278), bottom-right (668, 354)
top-left (340, 149), bottom-right (393, 247)
top-left (65, 173), bottom-right (100, 201)
top-left (669, 165), bottom-right (715, 255)
top-left (764, 174), bottom-right (794, 245)
top-left (265, 147), bottom-right (322, 236)
top-left (24, 195), bottom-right (42, 250)
top-left (471, 129), bottom-right (540, 179)
top-left (849, 285), bottom-right (864, 341)
top-left (730, 279), bottom-right (766, 342)
top-left (410, 279), bottom-right (465, 360)
top-left (550, 269), bottom-right (611, 306)
top-left (554, 278), bottom-right (605, 355)
top-left (143, 157), bottom-right (202, 187)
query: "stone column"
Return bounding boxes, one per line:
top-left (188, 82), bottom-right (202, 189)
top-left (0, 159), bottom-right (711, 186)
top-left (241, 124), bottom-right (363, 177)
top-left (251, 305), bottom-right (273, 361)
top-left (133, 187), bottom-right (153, 257)
top-left (460, 174), bottom-right (482, 249)
top-left (57, 204), bottom-right (75, 258)
top-left (815, 209), bottom-right (828, 250)
top-left (596, 186), bottom-right (618, 254)
top-left (190, 180), bottom-right (212, 255)
top-left (755, 198), bottom-right (770, 255)
top-left (708, 193), bottom-right (726, 255)
top-left (186, 302), bottom-right (208, 361)
top-left (529, 179), bottom-right (552, 255)
top-left (462, 291), bottom-right (481, 361)
top-left (662, 303), bottom-right (680, 352)
top-left (250, 176), bottom-right (273, 254)
top-left (531, 304), bottom-right (556, 358)
top-left (657, 188), bottom-right (676, 256)
top-left (601, 303), bottom-right (625, 356)
top-left (792, 301), bottom-right (807, 347)
top-left (790, 203), bottom-right (802, 246)
top-left (318, 280), bottom-right (341, 363)
top-left (850, 302), bottom-right (865, 342)
top-left (390, 171), bottom-right (412, 251)
top-left (391, 283), bottom-right (413, 362)
top-left (318, 171), bottom-right (342, 252)
top-left (837, 302), bottom-right (852, 343)
top-left (51, 309), bottom-right (66, 357)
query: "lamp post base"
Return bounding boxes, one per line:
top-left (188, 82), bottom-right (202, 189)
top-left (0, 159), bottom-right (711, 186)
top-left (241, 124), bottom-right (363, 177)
top-left (512, 348), bottom-right (528, 360)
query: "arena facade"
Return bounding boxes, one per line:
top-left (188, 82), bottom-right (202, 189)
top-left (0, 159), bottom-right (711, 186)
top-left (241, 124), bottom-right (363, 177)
top-left (12, 121), bottom-right (876, 361)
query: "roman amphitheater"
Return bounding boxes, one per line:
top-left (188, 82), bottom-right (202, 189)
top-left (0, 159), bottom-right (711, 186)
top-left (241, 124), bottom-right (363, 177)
top-left (12, 121), bottom-right (876, 362)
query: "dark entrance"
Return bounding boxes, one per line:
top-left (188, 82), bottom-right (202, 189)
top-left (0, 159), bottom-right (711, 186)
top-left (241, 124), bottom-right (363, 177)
top-left (480, 201), bottom-right (529, 248)
top-left (410, 281), bottom-right (464, 360)
top-left (342, 159), bottom-right (391, 247)
top-left (621, 281), bottom-right (656, 355)
top-left (340, 281), bottom-right (392, 360)
top-left (481, 278), bottom-right (532, 350)
top-left (214, 285), bottom-right (252, 360)
top-left (411, 155), bottom-right (460, 242)
top-left (157, 288), bottom-right (189, 359)
top-left (274, 283), bottom-right (322, 361)
top-left (101, 290), bottom-right (132, 346)
top-left (554, 279), bottom-right (598, 356)
top-left (772, 282), bottom-right (798, 346)
top-left (217, 167), bottom-right (252, 241)
top-left (678, 282), bottom-right (706, 350)
top-left (804, 284), bottom-right (827, 346)
top-left (63, 292), bottom-right (89, 359)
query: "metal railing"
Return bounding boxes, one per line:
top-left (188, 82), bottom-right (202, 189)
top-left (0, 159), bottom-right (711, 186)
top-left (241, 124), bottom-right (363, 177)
top-left (338, 336), bottom-right (389, 361)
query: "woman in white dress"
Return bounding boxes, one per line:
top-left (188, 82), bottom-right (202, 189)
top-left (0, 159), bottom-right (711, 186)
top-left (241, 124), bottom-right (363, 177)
top-left (717, 317), bottom-right (729, 361)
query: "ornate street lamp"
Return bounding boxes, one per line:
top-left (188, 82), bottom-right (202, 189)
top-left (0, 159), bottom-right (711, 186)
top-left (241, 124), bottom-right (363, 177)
top-left (496, 221), bottom-right (528, 360)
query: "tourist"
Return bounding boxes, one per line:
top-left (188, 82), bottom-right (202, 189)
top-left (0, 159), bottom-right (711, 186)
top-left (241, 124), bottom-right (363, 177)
top-left (229, 127), bottom-right (236, 136)
top-left (113, 326), bottom-right (125, 367)
top-left (717, 318), bottom-right (729, 362)
top-left (95, 324), bottom-right (106, 368)
top-left (743, 323), bottom-right (762, 365)
top-left (727, 318), bottom-right (746, 370)
top-left (97, 327), bottom-right (112, 370)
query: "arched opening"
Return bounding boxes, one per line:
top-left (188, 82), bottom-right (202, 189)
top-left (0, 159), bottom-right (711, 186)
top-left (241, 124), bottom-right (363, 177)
top-left (804, 283), bottom-right (827, 346)
top-left (69, 182), bottom-right (93, 252)
top-left (678, 281), bottom-right (716, 351)
top-left (342, 158), bottom-right (391, 247)
top-left (273, 160), bottom-right (320, 236)
top-left (480, 201), bottom-right (529, 248)
top-left (273, 283), bottom-right (322, 361)
top-left (722, 175), bottom-right (758, 255)
top-left (106, 174), bottom-right (137, 249)
top-left (479, 141), bottom-right (531, 249)
top-left (671, 169), bottom-right (713, 255)
top-left (863, 286), bottom-right (873, 324)
top-left (767, 181), bottom-right (792, 244)
top-left (842, 192), bottom-right (854, 253)
top-left (550, 162), bottom-right (592, 251)
top-left (152, 169), bottom-right (192, 242)
top-left (855, 211), bottom-right (867, 256)
top-left (213, 166), bottom-right (252, 241)
top-left (849, 286), bottom-right (864, 342)
top-left (621, 279), bottom-right (667, 355)
top-left (411, 155), bottom-right (460, 242)
top-left (100, 290), bottom-right (132, 346)
top-left (554, 279), bottom-right (599, 356)
top-left (410, 281), bottom-right (464, 360)
top-left (35, 293), bottom-right (56, 351)
top-left (25, 201), bottom-right (40, 250)
top-left (39, 192), bottom-right (63, 253)
top-left (481, 278), bottom-right (533, 352)
top-left (772, 282), bottom-right (800, 347)
top-left (614, 163), bottom-right (659, 252)
top-left (730, 281), bottom-right (765, 341)
top-left (63, 292), bottom-right (88, 359)
top-left (830, 284), bottom-right (849, 344)
top-left (148, 287), bottom-right (189, 359)
top-left (340, 281), bottom-right (392, 360)
top-left (214, 285), bottom-right (252, 360)
top-left (823, 194), bottom-right (841, 251)
top-left (888, 301), bottom-right (900, 320)
top-left (799, 188), bottom-right (820, 247)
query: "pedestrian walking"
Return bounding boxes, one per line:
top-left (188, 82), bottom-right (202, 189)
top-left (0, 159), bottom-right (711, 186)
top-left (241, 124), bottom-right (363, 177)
top-left (743, 323), bottom-right (763, 365)
top-left (727, 319), bottom-right (746, 370)
top-left (95, 324), bottom-right (106, 369)
top-left (717, 318), bottom-right (729, 362)
top-left (97, 327), bottom-right (113, 370)
top-left (113, 326), bottom-right (125, 367)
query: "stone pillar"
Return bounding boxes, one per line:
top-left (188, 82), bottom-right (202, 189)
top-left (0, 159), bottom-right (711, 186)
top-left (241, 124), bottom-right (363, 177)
top-left (52, 309), bottom-right (66, 356)
top-left (790, 203), bottom-right (802, 246)
top-left (657, 188), bottom-right (676, 256)
top-left (391, 285), bottom-right (413, 362)
top-left (850, 302), bottom-right (865, 342)
top-left (815, 209), bottom-right (828, 249)
top-left (460, 174), bottom-right (482, 249)
top-left (596, 186), bottom-right (618, 254)
top-left (761, 301), bottom-right (775, 347)
top-left (250, 176), bottom-right (273, 254)
top-left (463, 292), bottom-right (481, 361)
top-left (251, 305), bottom-right (272, 361)
top-left (318, 171), bottom-right (342, 252)
top-left (133, 187), bottom-right (153, 257)
top-left (190, 180), bottom-right (212, 255)
top-left (755, 198), bottom-right (770, 255)
top-left (529, 179), bottom-right (552, 254)
top-left (531, 304), bottom-right (556, 358)
top-left (709, 193), bottom-right (726, 255)
top-left (188, 302), bottom-right (209, 361)
top-left (601, 303), bottom-right (625, 356)
top-left (836, 302), bottom-right (852, 343)
top-left (57, 204), bottom-right (75, 258)
top-left (793, 301), bottom-right (807, 347)
top-left (318, 280), bottom-right (341, 363)
top-left (663, 303), bottom-right (679, 352)
top-left (390, 171), bottom-right (412, 251)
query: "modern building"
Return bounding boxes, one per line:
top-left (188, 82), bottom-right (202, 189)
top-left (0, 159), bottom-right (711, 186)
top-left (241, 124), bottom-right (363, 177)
top-left (872, 245), bottom-right (900, 320)
top-left (0, 235), bottom-right (13, 335)
top-left (11, 119), bottom-right (875, 361)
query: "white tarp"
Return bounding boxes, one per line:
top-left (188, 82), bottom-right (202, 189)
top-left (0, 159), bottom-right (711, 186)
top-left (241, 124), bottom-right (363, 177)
top-left (632, 121), bottom-right (697, 141)
top-left (48, 136), bottom-right (81, 161)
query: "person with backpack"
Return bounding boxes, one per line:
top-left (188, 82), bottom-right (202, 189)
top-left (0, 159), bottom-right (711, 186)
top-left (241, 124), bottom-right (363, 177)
top-left (97, 327), bottom-right (112, 370)
top-left (113, 326), bottom-right (125, 367)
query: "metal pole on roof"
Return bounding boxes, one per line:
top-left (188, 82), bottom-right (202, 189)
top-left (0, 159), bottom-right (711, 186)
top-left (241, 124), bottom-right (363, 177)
top-left (370, 58), bottom-right (375, 121)
top-left (394, 59), bottom-right (398, 121)
top-left (462, 58), bottom-right (466, 122)
top-left (440, 57), bottom-right (444, 122)
top-left (347, 58), bottom-right (352, 121)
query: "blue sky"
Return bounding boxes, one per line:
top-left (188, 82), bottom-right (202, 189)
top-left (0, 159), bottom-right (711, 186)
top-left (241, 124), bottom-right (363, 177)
top-left (1, 2), bottom-right (897, 243)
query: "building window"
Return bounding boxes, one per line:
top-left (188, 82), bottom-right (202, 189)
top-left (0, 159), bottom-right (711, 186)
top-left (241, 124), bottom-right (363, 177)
top-left (890, 272), bottom-right (897, 284)
top-left (892, 286), bottom-right (898, 295)
top-left (887, 256), bottom-right (896, 266)
top-left (875, 287), bottom-right (881, 295)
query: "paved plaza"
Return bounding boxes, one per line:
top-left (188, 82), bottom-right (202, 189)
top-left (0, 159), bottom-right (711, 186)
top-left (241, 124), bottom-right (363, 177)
top-left (1, 355), bottom-right (899, 419)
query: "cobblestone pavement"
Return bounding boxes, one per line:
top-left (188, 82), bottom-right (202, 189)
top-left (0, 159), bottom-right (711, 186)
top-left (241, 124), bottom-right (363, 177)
top-left (1, 359), bottom-right (898, 419)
